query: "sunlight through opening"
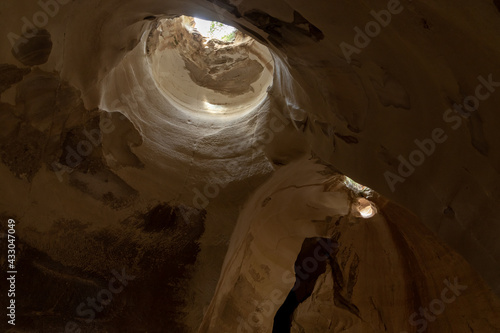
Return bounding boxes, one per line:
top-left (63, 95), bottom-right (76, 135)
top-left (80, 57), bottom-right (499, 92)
top-left (355, 198), bottom-right (377, 219)
top-left (193, 17), bottom-right (237, 42)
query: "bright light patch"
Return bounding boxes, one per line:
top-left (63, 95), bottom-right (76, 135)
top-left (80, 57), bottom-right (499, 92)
top-left (202, 100), bottom-right (225, 113)
top-left (354, 198), bottom-right (377, 219)
top-left (193, 17), bottom-right (237, 41)
top-left (359, 205), bottom-right (375, 218)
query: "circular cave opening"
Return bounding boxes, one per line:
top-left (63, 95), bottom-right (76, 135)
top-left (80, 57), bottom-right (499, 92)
top-left (146, 15), bottom-right (274, 117)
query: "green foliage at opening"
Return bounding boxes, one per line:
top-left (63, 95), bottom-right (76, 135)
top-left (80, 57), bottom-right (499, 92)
top-left (207, 21), bottom-right (236, 42)
top-left (221, 31), bottom-right (236, 42)
top-left (344, 176), bottom-right (373, 197)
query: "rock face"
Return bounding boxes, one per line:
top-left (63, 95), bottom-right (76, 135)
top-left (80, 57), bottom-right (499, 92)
top-left (1, 0), bottom-right (500, 332)
top-left (199, 159), bottom-right (500, 333)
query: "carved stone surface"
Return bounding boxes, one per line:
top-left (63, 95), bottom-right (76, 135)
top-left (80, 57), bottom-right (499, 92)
top-left (1, 1), bottom-right (500, 332)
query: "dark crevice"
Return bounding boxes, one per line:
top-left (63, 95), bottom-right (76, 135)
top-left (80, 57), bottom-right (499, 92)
top-left (334, 132), bottom-right (359, 144)
top-left (272, 237), bottom-right (338, 332)
top-left (243, 9), bottom-right (324, 48)
top-left (141, 203), bottom-right (206, 232)
top-left (494, 0), bottom-right (500, 13)
top-left (206, 0), bottom-right (242, 18)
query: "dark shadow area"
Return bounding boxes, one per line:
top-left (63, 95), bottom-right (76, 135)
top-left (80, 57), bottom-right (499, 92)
top-left (272, 237), bottom-right (338, 333)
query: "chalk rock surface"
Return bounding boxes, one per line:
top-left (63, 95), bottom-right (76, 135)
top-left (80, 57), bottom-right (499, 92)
top-left (1, 0), bottom-right (500, 332)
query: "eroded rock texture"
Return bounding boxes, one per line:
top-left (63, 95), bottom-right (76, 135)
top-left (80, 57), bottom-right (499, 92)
top-left (1, 0), bottom-right (500, 332)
